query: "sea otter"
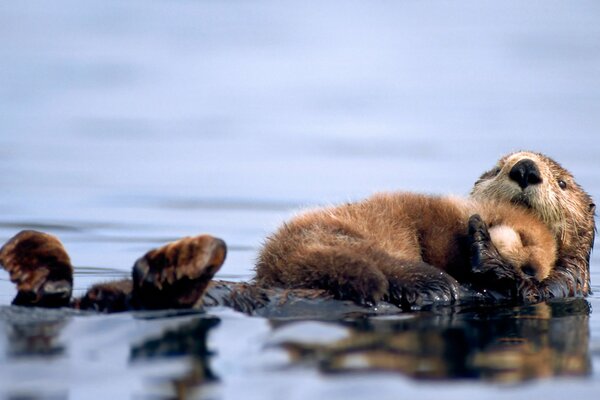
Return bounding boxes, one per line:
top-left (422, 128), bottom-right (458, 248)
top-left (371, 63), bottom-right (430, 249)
top-left (471, 151), bottom-right (595, 297)
top-left (253, 151), bottom-right (594, 305)
top-left (0, 151), bottom-right (594, 312)
top-left (254, 193), bottom-right (557, 306)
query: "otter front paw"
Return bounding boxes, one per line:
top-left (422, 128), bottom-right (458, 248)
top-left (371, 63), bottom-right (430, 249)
top-left (468, 214), bottom-right (507, 277)
top-left (385, 263), bottom-right (461, 310)
top-left (468, 214), bottom-right (541, 302)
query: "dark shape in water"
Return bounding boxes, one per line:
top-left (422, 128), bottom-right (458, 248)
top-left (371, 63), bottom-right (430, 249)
top-left (0, 306), bottom-right (72, 358)
top-left (131, 316), bottom-right (220, 398)
top-left (276, 298), bottom-right (591, 383)
top-left (6, 319), bottom-right (67, 358)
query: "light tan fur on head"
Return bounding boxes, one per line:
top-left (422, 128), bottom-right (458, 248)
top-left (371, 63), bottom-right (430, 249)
top-left (489, 224), bottom-right (555, 281)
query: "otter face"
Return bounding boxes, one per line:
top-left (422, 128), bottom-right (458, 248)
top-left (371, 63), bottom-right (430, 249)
top-left (488, 224), bottom-right (555, 281)
top-left (471, 151), bottom-right (595, 255)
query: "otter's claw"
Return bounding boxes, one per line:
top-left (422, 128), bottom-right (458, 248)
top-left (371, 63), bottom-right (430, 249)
top-left (467, 214), bottom-right (542, 302)
top-left (468, 214), bottom-right (503, 274)
top-left (386, 263), bottom-right (461, 310)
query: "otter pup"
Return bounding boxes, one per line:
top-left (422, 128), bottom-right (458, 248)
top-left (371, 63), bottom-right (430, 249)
top-left (471, 151), bottom-right (595, 297)
top-left (255, 193), bottom-right (557, 306)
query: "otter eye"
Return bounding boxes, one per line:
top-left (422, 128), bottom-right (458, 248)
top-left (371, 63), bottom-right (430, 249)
top-left (558, 180), bottom-right (567, 190)
top-left (522, 265), bottom-right (537, 278)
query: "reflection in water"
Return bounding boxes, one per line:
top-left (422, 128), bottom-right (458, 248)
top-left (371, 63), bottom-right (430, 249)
top-left (6, 320), bottom-right (66, 358)
top-left (0, 307), bottom-right (70, 399)
top-left (275, 299), bottom-right (591, 383)
top-left (0, 307), bottom-right (69, 358)
top-left (130, 316), bottom-right (220, 399)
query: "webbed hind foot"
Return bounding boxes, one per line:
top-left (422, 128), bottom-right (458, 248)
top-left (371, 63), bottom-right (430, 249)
top-left (130, 234), bottom-right (227, 310)
top-left (0, 230), bottom-right (73, 308)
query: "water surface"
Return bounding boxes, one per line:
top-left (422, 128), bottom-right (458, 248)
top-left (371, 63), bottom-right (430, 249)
top-left (1, 1), bottom-right (600, 399)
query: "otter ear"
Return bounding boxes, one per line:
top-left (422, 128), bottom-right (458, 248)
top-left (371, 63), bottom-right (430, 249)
top-left (473, 167), bottom-right (499, 186)
top-left (590, 203), bottom-right (596, 214)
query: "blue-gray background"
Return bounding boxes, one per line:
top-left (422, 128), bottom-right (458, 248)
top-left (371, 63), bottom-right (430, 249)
top-left (0, 1), bottom-right (599, 399)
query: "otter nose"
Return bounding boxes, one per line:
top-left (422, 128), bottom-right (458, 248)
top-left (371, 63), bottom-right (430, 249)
top-left (509, 159), bottom-right (542, 189)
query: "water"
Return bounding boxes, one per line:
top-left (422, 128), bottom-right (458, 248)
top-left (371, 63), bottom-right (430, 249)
top-left (1, 0), bottom-right (600, 398)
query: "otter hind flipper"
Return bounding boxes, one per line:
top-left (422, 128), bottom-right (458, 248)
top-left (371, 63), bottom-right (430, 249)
top-left (0, 230), bottom-right (73, 308)
top-left (130, 235), bottom-right (227, 310)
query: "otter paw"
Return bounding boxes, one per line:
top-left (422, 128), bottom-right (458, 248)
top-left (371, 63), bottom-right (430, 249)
top-left (468, 214), bottom-right (543, 300)
top-left (0, 230), bottom-right (73, 308)
top-left (468, 214), bottom-right (519, 281)
top-left (131, 235), bottom-right (227, 310)
top-left (327, 267), bottom-right (389, 307)
top-left (468, 214), bottom-right (505, 274)
top-left (519, 280), bottom-right (543, 303)
top-left (386, 263), bottom-right (461, 310)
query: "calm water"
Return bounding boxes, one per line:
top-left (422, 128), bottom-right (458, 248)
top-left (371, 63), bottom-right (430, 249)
top-left (1, 0), bottom-right (600, 399)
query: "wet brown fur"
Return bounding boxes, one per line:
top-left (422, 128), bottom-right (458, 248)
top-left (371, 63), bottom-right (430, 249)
top-left (1, 232), bottom-right (226, 312)
top-left (255, 192), bottom-right (557, 305)
top-left (1, 151), bottom-right (593, 312)
top-left (471, 151), bottom-right (596, 296)
top-left (74, 279), bottom-right (133, 312)
top-left (130, 234), bottom-right (227, 310)
top-left (0, 230), bottom-right (73, 307)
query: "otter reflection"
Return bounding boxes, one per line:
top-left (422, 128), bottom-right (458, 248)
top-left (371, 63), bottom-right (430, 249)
top-left (0, 307), bottom-right (68, 358)
top-left (130, 316), bottom-right (220, 399)
top-left (276, 299), bottom-right (591, 383)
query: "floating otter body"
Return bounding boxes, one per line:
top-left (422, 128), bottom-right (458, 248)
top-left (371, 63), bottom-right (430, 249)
top-left (255, 193), bottom-right (556, 306)
top-left (254, 151), bottom-right (596, 305)
top-left (471, 151), bottom-right (595, 297)
top-left (0, 151), bottom-right (594, 313)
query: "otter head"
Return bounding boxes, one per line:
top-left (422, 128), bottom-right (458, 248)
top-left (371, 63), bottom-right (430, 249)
top-left (471, 151), bottom-right (595, 258)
